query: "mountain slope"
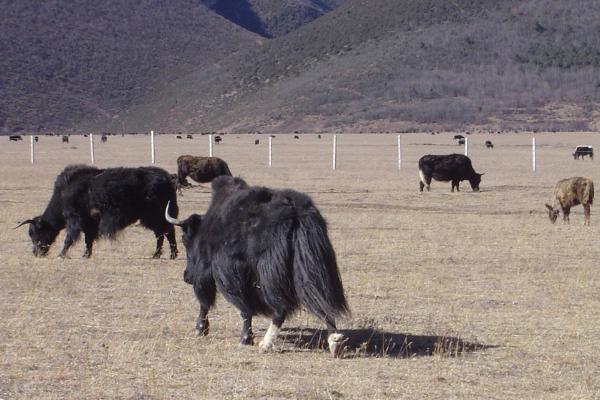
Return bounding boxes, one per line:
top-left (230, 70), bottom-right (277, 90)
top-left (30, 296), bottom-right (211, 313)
top-left (0, 0), bottom-right (259, 133)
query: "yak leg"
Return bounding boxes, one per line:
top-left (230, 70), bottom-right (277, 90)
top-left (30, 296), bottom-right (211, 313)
top-left (239, 313), bottom-right (254, 345)
top-left (59, 224), bottom-right (81, 258)
top-left (325, 316), bottom-right (347, 358)
top-left (562, 207), bottom-right (571, 224)
top-left (259, 313), bottom-right (286, 353)
top-left (165, 226), bottom-right (178, 259)
top-left (82, 222), bottom-right (99, 258)
top-left (152, 233), bottom-right (164, 259)
top-left (583, 204), bottom-right (591, 226)
top-left (451, 180), bottom-right (458, 192)
top-left (419, 181), bottom-right (425, 192)
top-left (195, 304), bottom-right (210, 336)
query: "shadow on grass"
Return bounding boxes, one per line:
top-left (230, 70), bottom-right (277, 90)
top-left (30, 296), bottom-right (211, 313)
top-left (280, 327), bottom-right (495, 358)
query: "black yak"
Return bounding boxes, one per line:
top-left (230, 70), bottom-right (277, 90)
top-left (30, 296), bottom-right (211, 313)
top-left (573, 146), bottom-right (593, 160)
top-left (165, 176), bottom-right (349, 356)
top-left (62, 135), bottom-right (69, 143)
top-left (418, 154), bottom-right (483, 192)
top-left (17, 165), bottom-right (178, 258)
top-left (9, 135), bottom-right (23, 141)
top-left (101, 135), bottom-right (108, 143)
top-left (545, 177), bottom-right (594, 225)
top-left (176, 155), bottom-right (232, 187)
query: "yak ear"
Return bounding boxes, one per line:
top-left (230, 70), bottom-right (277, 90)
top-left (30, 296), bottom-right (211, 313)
top-left (545, 203), bottom-right (554, 211)
top-left (14, 219), bottom-right (35, 229)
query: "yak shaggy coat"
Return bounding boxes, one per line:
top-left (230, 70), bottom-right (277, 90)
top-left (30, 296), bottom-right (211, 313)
top-left (546, 177), bottom-right (594, 225)
top-left (176, 155), bottom-right (231, 186)
top-left (174, 176), bottom-right (349, 355)
top-left (21, 164), bottom-right (179, 258)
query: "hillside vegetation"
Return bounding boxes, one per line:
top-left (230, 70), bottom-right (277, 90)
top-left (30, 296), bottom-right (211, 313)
top-left (3, 0), bottom-right (600, 133)
top-left (0, 0), bottom-right (258, 133)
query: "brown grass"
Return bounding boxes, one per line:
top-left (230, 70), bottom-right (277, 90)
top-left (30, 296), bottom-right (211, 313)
top-left (1, 132), bottom-right (600, 399)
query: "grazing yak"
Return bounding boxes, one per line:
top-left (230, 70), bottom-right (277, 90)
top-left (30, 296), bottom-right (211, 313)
top-left (419, 154), bottom-right (483, 192)
top-left (545, 177), bottom-right (594, 225)
top-left (9, 135), bottom-right (23, 141)
top-left (62, 135), bottom-right (69, 143)
top-left (165, 176), bottom-right (349, 356)
top-left (485, 140), bottom-right (494, 148)
top-left (101, 135), bottom-right (108, 143)
top-left (573, 146), bottom-right (593, 160)
top-left (17, 165), bottom-right (178, 258)
top-left (176, 155), bottom-right (232, 187)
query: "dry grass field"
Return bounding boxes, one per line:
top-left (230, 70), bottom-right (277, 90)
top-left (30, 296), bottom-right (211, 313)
top-left (1, 132), bottom-right (600, 399)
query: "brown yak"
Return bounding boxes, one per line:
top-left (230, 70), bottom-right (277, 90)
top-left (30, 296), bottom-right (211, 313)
top-left (176, 155), bottom-right (232, 188)
top-left (545, 177), bottom-right (594, 225)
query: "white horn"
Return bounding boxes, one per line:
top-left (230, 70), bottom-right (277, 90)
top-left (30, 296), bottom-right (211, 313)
top-left (165, 201), bottom-right (183, 225)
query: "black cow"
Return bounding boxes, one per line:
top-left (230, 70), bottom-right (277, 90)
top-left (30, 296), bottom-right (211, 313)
top-left (187, 134), bottom-right (193, 139)
top-left (294, 135), bottom-right (300, 139)
top-left (9, 135), bottom-right (23, 141)
top-left (17, 165), bottom-right (178, 259)
top-left (165, 176), bottom-right (349, 356)
top-left (176, 135), bottom-right (183, 139)
top-left (101, 135), bottom-right (108, 143)
top-left (418, 154), bottom-right (483, 192)
top-left (485, 140), bottom-right (494, 148)
top-left (453, 135), bottom-right (464, 140)
top-left (34, 136), bottom-right (39, 142)
top-left (573, 146), bottom-right (593, 160)
top-left (62, 135), bottom-right (69, 143)
top-left (214, 136), bottom-right (222, 144)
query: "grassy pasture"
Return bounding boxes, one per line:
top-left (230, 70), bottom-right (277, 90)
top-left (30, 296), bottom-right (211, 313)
top-left (1, 132), bottom-right (599, 399)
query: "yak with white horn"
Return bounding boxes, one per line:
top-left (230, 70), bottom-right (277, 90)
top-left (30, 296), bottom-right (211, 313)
top-left (167, 176), bottom-right (349, 357)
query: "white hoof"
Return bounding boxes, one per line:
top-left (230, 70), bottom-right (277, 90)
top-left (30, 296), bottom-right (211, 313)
top-left (258, 340), bottom-right (273, 353)
top-left (328, 333), bottom-right (348, 358)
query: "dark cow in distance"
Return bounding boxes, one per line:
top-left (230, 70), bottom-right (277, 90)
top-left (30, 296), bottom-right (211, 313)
top-left (176, 155), bottom-right (231, 187)
top-left (101, 135), bottom-right (108, 143)
top-left (17, 165), bottom-right (178, 259)
top-left (214, 135), bottom-right (222, 144)
top-left (9, 135), bottom-right (23, 141)
top-left (573, 146), bottom-right (593, 160)
top-left (485, 140), bottom-right (494, 148)
top-left (545, 177), bottom-right (594, 225)
top-left (165, 176), bottom-right (349, 357)
top-left (62, 135), bottom-right (69, 143)
top-left (419, 154), bottom-right (483, 192)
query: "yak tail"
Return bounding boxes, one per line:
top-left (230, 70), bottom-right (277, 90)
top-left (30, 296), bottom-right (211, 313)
top-left (585, 179), bottom-right (594, 205)
top-left (292, 203), bottom-right (349, 323)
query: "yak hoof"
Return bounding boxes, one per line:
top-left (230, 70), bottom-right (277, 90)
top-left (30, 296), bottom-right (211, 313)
top-left (258, 340), bottom-right (273, 353)
top-left (152, 252), bottom-right (161, 259)
top-left (240, 335), bottom-right (254, 346)
top-left (328, 333), bottom-right (348, 358)
top-left (195, 325), bottom-right (209, 337)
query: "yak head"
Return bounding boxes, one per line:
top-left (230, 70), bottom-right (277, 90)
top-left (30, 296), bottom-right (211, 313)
top-left (545, 204), bottom-right (560, 224)
top-left (469, 173), bottom-right (484, 192)
top-left (165, 202), bottom-right (203, 284)
top-left (16, 216), bottom-right (60, 257)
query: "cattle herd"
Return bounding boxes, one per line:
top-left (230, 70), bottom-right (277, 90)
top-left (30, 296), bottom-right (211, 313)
top-left (14, 134), bottom-right (595, 358)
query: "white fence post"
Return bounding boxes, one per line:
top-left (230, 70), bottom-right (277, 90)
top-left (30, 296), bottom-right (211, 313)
top-left (532, 137), bottom-right (536, 172)
top-left (332, 135), bottom-right (337, 170)
top-left (268, 136), bottom-right (272, 168)
top-left (150, 130), bottom-right (155, 164)
top-left (89, 133), bottom-right (95, 164)
top-left (30, 135), bottom-right (35, 165)
top-left (464, 137), bottom-right (469, 156)
top-left (397, 134), bottom-right (401, 169)
top-left (209, 134), bottom-right (213, 157)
